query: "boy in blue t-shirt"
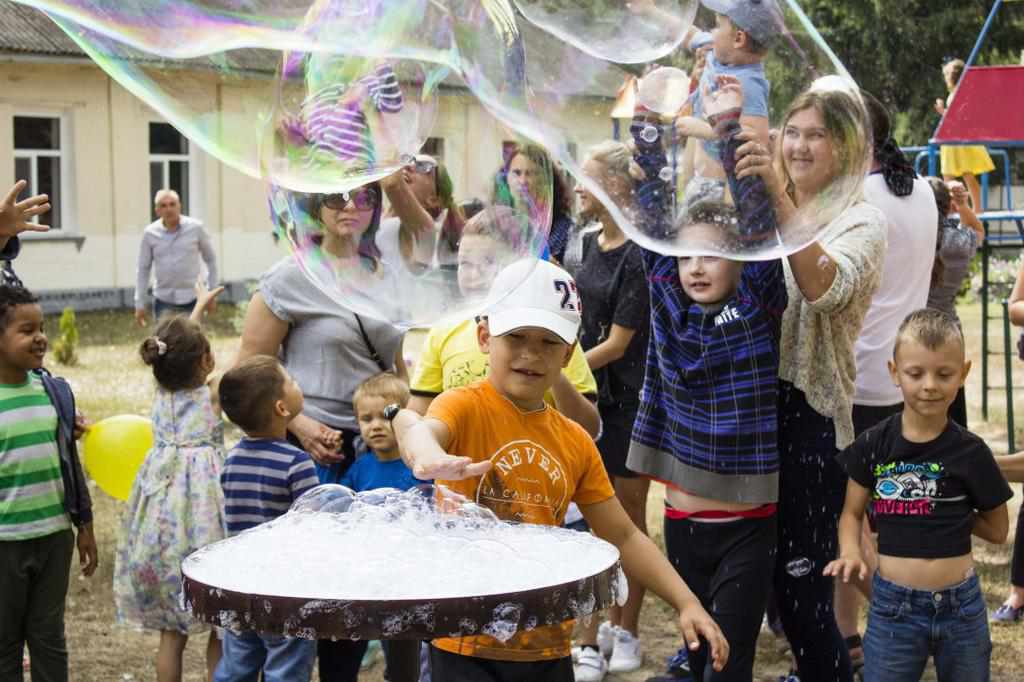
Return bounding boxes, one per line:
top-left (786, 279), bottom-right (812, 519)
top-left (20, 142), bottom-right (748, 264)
top-left (340, 372), bottom-right (428, 682)
top-left (340, 372), bottom-right (429, 492)
top-left (217, 355), bottom-right (319, 682)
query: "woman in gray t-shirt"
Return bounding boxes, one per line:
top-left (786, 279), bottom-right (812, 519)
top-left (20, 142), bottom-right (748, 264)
top-left (237, 184), bottom-right (405, 474)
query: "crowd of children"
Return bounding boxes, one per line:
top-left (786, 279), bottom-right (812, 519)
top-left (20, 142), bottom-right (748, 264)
top-left (2, 2), bottom-right (1022, 682)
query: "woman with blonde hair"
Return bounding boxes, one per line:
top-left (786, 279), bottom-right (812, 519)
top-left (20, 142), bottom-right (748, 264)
top-left (734, 82), bottom-right (886, 682)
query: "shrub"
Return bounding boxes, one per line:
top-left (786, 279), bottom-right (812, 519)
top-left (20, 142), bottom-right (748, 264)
top-left (52, 307), bottom-right (79, 366)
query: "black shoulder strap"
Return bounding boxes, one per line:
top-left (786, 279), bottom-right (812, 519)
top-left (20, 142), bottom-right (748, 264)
top-left (354, 314), bottom-right (390, 372)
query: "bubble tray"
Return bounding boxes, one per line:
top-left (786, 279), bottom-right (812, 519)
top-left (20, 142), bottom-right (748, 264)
top-left (181, 486), bottom-right (625, 640)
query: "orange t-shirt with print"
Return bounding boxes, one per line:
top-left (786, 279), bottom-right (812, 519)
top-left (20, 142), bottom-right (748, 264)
top-left (427, 379), bottom-right (616, 662)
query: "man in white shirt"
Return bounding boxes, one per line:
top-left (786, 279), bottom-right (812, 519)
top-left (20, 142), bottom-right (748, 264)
top-left (134, 189), bottom-right (219, 326)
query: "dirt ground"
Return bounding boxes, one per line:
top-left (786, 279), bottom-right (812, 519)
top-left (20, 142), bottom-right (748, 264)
top-left (38, 304), bottom-right (1024, 680)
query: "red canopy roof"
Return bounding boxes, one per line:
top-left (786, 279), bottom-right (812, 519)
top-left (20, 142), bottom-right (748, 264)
top-left (934, 65), bottom-right (1024, 144)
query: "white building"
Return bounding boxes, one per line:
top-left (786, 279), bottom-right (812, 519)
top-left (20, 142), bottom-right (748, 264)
top-left (0, 2), bottom-right (618, 310)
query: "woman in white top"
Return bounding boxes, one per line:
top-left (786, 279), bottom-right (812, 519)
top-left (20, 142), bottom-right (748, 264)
top-left (738, 83), bottom-right (886, 682)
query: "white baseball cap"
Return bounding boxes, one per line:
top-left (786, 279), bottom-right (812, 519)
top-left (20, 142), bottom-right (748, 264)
top-left (485, 259), bottom-right (581, 344)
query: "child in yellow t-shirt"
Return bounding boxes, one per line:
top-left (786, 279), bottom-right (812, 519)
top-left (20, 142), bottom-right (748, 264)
top-left (390, 259), bottom-right (728, 681)
top-left (408, 206), bottom-right (600, 438)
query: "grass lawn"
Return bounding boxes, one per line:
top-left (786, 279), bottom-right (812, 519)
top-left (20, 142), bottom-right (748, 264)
top-left (44, 303), bottom-right (1024, 681)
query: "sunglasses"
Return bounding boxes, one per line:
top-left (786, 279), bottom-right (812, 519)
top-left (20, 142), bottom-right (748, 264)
top-left (322, 188), bottom-right (380, 211)
top-left (411, 158), bottom-right (437, 175)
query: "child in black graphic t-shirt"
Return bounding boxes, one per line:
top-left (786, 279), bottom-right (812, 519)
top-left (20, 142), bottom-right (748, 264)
top-left (825, 308), bottom-right (1012, 681)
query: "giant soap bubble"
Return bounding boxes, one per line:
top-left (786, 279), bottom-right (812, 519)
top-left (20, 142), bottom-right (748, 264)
top-left (22, 0), bottom-right (871, 323)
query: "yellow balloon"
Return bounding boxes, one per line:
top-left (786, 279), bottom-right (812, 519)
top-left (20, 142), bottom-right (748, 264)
top-left (82, 415), bottom-right (153, 501)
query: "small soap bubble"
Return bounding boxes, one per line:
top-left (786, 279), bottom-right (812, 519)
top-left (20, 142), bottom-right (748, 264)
top-left (658, 166), bottom-right (674, 183)
top-left (786, 557), bottom-right (813, 578)
top-left (640, 125), bottom-right (660, 144)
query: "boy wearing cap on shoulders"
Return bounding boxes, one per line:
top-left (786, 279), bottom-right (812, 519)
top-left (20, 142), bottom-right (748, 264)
top-left (634, 0), bottom-right (782, 210)
top-left (389, 259), bottom-right (729, 682)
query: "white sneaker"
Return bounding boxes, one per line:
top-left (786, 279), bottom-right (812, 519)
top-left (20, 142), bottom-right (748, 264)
top-left (574, 646), bottom-right (608, 682)
top-left (608, 628), bottom-right (643, 673)
top-left (596, 620), bottom-right (617, 658)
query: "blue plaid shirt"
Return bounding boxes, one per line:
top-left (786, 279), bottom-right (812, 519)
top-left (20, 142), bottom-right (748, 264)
top-left (627, 254), bottom-right (786, 503)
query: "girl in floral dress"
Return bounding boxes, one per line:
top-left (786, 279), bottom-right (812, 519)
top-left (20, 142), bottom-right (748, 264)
top-left (114, 283), bottom-right (227, 682)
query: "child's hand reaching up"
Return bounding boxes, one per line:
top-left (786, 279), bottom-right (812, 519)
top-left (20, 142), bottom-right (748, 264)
top-left (702, 75), bottom-right (744, 121)
top-left (678, 601), bottom-right (730, 672)
top-left (0, 180), bottom-right (51, 241)
top-left (823, 554), bottom-right (869, 584)
top-left (191, 281), bottom-right (225, 322)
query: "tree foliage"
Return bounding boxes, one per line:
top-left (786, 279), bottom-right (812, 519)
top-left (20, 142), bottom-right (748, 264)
top-left (793, 0), bottom-right (1024, 147)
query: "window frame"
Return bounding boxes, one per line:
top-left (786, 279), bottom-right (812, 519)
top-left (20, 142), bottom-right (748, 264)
top-left (147, 120), bottom-right (204, 223)
top-left (13, 110), bottom-right (75, 236)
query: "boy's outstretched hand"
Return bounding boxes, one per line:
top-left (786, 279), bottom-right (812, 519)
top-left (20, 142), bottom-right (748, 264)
top-left (823, 555), bottom-right (869, 584)
top-left (411, 451), bottom-right (492, 482)
top-left (0, 180), bottom-right (50, 240)
top-left (77, 522), bottom-right (98, 577)
top-left (678, 601), bottom-right (730, 672)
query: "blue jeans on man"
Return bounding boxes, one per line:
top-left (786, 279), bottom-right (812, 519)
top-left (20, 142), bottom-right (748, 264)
top-left (214, 630), bottom-right (316, 682)
top-left (863, 572), bottom-right (991, 681)
top-left (153, 298), bottom-right (196, 321)
top-left (152, 298), bottom-right (196, 321)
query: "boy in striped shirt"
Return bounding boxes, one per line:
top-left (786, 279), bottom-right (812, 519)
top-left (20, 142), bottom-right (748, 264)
top-left (216, 355), bottom-right (319, 681)
top-left (0, 284), bottom-right (97, 681)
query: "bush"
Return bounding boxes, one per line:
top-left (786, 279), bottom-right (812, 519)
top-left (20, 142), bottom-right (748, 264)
top-left (52, 307), bottom-right (79, 366)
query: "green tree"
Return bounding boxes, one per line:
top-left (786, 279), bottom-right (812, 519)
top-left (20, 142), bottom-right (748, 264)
top-left (794, 0), bottom-right (1024, 148)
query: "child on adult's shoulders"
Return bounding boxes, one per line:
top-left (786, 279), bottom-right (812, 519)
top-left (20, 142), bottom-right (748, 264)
top-left (825, 308), bottom-right (1012, 681)
top-left (390, 259), bottom-right (728, 682)
top-left (340, 372), bottom-right (429, 492)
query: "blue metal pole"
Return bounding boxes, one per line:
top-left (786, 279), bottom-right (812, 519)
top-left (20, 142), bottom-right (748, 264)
top-left (965, 0), bottom-right (1002, 71)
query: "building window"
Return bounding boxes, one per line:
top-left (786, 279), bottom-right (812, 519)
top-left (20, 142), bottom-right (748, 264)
top-left (422, 137), bottom-right (445, 162)
top-left (14, 115), bottom-right (64, 230)
top-left (149, 122), bottom-right (190, 220)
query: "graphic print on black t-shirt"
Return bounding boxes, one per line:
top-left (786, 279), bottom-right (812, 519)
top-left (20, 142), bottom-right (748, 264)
top-left (838, 414), bottom-right (1013, 559)
top-left (872, 460), bottom-right (944, 516)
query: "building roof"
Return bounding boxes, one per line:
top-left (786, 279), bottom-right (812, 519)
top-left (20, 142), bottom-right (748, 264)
top-left (0, 1), bottom-right (84, 57)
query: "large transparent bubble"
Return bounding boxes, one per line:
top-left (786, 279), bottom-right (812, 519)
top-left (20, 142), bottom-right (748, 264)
top-left (463, 0), bottom-right (872, 259)
top-left (24, 0), bottom-right (871, 319)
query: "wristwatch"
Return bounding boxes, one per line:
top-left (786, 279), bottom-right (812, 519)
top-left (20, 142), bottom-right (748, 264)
top-left (383, 403), bottom-right (402, 421)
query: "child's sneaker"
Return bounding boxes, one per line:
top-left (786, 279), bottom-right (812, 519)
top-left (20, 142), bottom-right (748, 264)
top-left (608, 628), bottom-right (643, 673)
top-left (574, 646), bottom-right (608, 682)
top-left (596, 620), bottom-right (618, 658)
top-left (643, 646), bottom-right (691, 681)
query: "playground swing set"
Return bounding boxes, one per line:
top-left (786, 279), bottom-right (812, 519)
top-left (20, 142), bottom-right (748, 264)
top-left (906, 0), bottom-right (1024, 451)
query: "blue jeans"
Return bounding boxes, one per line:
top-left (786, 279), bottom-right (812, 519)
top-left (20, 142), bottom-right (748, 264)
top-left (864, 572), bottom-right (991, 682)
top-left (214, 630), bottom-right (316, 682)
top-left (153, 297), bottom-right (196, 321)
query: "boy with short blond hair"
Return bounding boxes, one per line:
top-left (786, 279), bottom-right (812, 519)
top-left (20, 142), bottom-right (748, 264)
top-left (342, 372), bottom-right (425, 492)
top-left (391, 260), bottom-right (728, 681)
top-left (826, 308), bottom-right (1012, 680)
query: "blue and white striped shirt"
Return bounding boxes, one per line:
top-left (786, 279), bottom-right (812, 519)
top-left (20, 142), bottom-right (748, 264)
top-left (220, 438), bottom-right (318, 535)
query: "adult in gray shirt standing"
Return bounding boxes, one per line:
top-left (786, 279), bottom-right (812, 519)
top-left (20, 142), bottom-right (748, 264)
top-left (134, 189), bottom-right (219, 326)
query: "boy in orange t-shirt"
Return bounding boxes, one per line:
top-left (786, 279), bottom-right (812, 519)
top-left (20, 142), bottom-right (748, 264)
top-left (389, 259), bottom-right (728, 681)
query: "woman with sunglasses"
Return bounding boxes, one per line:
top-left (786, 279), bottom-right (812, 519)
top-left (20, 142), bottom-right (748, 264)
top-left (235, 181), bottom-right (408, 681)
top-left (378, 155), bottom-right (466, 274)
